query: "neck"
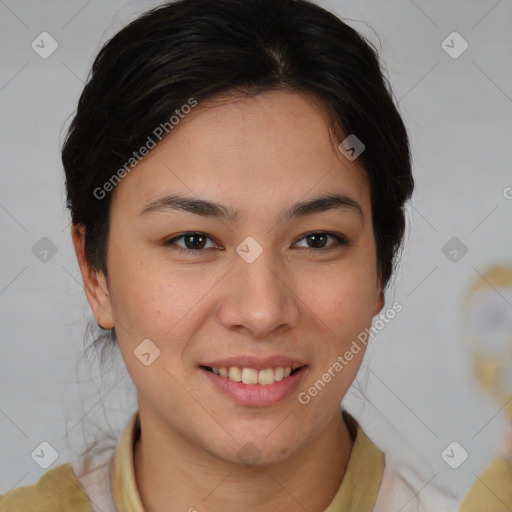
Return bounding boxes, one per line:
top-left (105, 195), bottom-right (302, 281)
top-left (134, 404), bottom-right (354, 512)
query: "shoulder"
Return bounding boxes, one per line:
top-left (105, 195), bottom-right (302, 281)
top-left (458, 455), bottom-right (512, 512)
top-left (374, 456), bottom-right (460, 512)
top-left (0, 462), bottom-right (92, 512)
top-left (375, 454), bottom-right (512, 512)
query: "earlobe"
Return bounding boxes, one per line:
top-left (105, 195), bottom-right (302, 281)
top-left (373, 274), bottom-right (385, 315)
top-left (71, 224), bottom-right (115, 329)
top-left (374, 288), bottom-right (384, 315)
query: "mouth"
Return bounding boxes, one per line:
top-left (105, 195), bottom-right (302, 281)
top-left (200, 365), bottom-right (306, 385)
top-left (199, 363), bottom-right (308, 406)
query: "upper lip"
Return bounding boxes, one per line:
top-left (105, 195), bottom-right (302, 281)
top-left (199, 355), bottom-right (307, 370)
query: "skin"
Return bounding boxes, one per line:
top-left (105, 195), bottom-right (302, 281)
top-left (72, 90), bottom-right (384, 512)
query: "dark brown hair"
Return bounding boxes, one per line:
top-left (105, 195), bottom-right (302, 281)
top-left (62, 0), bottom-right (414, 352)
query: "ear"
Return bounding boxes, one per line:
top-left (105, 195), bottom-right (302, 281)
top-left (71, 224), bottom-right (114, 329)
top-left (373, 271), bottom-right (385, 316)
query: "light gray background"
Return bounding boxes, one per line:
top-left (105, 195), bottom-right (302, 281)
top-left (1, 0), bottom-right (511, 502)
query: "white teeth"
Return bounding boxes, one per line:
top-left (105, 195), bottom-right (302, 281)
top-left (258, 368), bottom-right (275, 385)
top-left (241, 368), bottom-right (258, 384)
top-left (209, 366), bottom-right (297, 385)
top-left (228, 367), bottom-right (242, 382)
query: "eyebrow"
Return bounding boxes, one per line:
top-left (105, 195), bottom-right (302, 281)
top-left (139, 192), bottom-right (363, 223)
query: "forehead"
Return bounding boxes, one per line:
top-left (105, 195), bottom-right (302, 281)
top-left (110, 90), bottom-right (370, 220)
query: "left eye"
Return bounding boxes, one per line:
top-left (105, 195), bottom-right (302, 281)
top-left (293, 232), bottom-right (348, 252)
top-left (164, 231), bottom-right (348, 254)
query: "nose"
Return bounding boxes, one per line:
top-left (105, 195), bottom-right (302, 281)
top-left (217, 252), bottom-right (301, 339)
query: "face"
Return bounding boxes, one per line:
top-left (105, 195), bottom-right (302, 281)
top-left (74, 90), bottom-right (384, 466)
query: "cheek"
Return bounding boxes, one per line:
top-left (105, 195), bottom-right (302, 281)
top-left (107, 226), bottom-right (378, 342)
top-left (298, 257), bottom-right (378, 335)
top-left (107, 245), bottom-right (219, 345)
top-left (106, 244), bottom-right (177, 334)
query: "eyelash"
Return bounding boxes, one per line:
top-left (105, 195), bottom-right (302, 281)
top-left (164, 231), bottom-right (349, 256)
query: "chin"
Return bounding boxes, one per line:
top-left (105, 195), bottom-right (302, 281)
top-left (208, 433), bottom-right (302, 468)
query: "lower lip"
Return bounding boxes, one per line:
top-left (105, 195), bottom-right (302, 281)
top-left (199, 366), bottom-right (308, 407)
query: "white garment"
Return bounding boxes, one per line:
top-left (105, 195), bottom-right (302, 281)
top-left (72, 446), bottom-right (118, 512)
top-left (374, 457), bottom-right (462, 512)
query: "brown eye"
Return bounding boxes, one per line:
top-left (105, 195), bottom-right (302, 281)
top-left (294, 232), bottom-right (349, 252)
top-left (164, 232), bottom-right (217, 252)
top-left (164, 231), bottom-right (349, 256)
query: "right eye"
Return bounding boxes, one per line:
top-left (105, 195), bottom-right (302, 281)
top-left (163, 232), bottom-right (220, 254)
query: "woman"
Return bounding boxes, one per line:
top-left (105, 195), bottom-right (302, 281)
top-left (1, 0), bottom-right (510, 510)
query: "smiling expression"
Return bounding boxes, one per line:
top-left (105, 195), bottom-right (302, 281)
top-left (78, 90), bottom-right (384, 465)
